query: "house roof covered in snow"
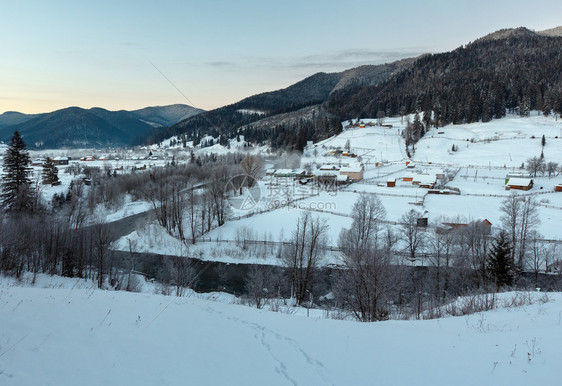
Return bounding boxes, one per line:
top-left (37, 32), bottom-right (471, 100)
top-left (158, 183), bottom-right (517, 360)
top-left (507, 177), bottom-right (533, 186)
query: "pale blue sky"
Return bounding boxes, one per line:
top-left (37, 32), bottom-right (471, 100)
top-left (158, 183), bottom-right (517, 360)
top-left (1, 0), bottom-right (561, 114)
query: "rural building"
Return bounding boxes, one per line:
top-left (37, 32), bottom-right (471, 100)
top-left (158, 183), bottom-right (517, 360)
top-left (339, 164), bottom-right (364, 181)
top-left (555, 184), bottom-right (562, 192)
top-left (437, 218), bottom-right (492, 234)
top-left (413, 175), bottom-right (437, 189)
top-left (31, 158), bottom-right (45, 166)
top-left (53, 156), bottom-right (69, 165)
top-left (506, 178), bottom-right (533, 191)
top-left (505, 172), bottom-right (532, 184)
top-left (387, 178), bottom-right (396, 187)
top-left (402, 172), bottom-right (415, 182)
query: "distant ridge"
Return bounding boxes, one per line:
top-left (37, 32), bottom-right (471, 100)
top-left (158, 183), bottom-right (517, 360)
top-left (0, 104), bottom-right (203, 149)
top-left (538, 26), bottom-right (562, 37)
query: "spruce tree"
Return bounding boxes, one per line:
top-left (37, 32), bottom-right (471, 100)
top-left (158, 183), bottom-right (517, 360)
top-left (41, 157), bottom-right (59, 185)
top-left (1, 131), bottom-right (36, 213)
top-left (487, 230), bottom-right (514, 290)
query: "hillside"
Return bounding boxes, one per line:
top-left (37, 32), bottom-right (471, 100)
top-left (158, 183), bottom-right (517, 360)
top-left (0, 277), bottom-right (560, 385)
top-left (326, 27), bottom-right (562, 125)
top-left (149, 61), bottom-right (414, 146)
top-left (155, 27), bottom-right (562, 152)
top-left (0, 104), bottom-right (202, 148)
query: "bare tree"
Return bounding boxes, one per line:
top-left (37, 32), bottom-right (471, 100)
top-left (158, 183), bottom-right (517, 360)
top-left (427, 227), bottom-right (457, 302)
top-left (207, 165), bottom-right (231, 226)
top-left (186, 178), bottom-right (200, 244)
top-left (335, 194), bottom-right (392, 321)
top-left (239, 154), bottom-right (263, 187)
top-left (399, 209), bottom-right (426, 259)
top-left (348, 193), bottom-right (387, 247)
top-left (165, 249), bottom-right (197, 297)
top-left (526, 231), bottom-right (547, 289)
top-left (516, 196), bottom-right (540, 271)
top-left (457, 221), bottom-right (491, 287)
top-left (526, 156), bottom-right (545, 177)
top-left (244, 265), bottom-right (270, 309)
top-left (546, 162), bottom-right (558, 178)
top-left (500, 193), bottom-right (521, 267)
top-left (282, 212), bottom-right (328, 305)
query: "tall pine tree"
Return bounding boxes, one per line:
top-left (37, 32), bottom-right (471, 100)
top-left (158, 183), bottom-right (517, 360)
top-left (487, 230), bottom-right (514, 291)
top-left (1, 131), bottom-right (36, 213)
top-left (42, 157), bottom-right (59, 185)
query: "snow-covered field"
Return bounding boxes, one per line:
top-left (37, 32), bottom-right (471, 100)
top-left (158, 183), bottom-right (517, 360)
top-left (108, 113), bottom-right (562, 265)
top-left (0, 276), bottom-right (560, 386)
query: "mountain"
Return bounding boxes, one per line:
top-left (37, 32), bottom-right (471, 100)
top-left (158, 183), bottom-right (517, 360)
top-left (149, 59), bottom-right (415, 146)
top-left (326, 27), bottom-right (562, 126)
top-left (0, 104), bottom-right (202, 148)
top-left (0, 111), bottom-right (40, 129)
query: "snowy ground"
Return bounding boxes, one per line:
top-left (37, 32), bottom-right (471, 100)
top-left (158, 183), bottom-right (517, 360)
top-left (0, 276), bottom-right (560, 386)
top-left (108, 113), bottom-right (562, 265)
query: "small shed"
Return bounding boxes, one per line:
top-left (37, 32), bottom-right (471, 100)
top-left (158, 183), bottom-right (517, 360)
top-left (387, 178), bottom-right (396, 187)
top-left (506, 178), bottom-right (533, 191)
top-left (555, 184), bottom-right (562, 192)
top-left (402, 172), bottom-right (415, 182)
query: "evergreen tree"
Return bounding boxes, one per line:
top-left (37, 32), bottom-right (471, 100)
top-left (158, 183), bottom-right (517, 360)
top-left (487, 230), bottom-right (514, 290)
top-left (541, 134), bottom-right (546, 148)
top-left (1, 131), bottom-right (36, 213)
top-left (41, 157), bottom-right (59, 185)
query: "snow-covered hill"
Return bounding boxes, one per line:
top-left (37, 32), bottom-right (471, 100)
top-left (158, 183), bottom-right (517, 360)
top-left (0, 277), bottom-right (560, 385)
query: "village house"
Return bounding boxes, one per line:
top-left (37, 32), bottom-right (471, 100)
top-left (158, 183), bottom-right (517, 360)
top-left (31, 158), bottom-right (45, 166)
top-left (339, 164), bottom-right (364, 182)
top-left (53, 156), bottom-right (69, 165)
top-left (506, 177), bottom-right (533, 191)
top-left (412, 174), bottom-right (437, 189)
top-left (505, 172), bottom-right (532, 184)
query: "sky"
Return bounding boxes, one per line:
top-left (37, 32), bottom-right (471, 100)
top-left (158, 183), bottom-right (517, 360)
top-left (1, 0), bottom-right (561, 114)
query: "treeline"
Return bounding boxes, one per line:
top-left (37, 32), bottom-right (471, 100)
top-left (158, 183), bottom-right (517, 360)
top-left (239, 115), bottom-right (343, 151)
top-left (326, 29), bottom-right (562, 125)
